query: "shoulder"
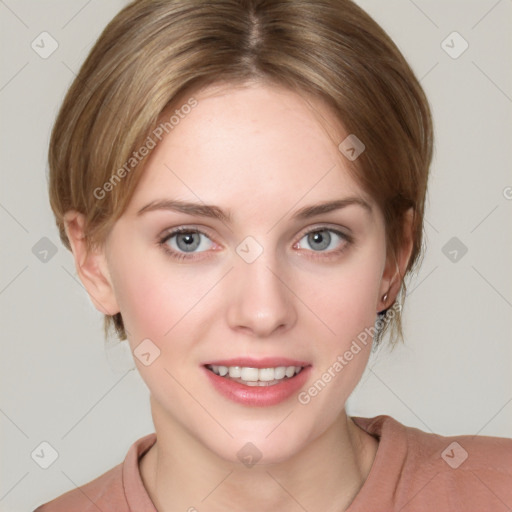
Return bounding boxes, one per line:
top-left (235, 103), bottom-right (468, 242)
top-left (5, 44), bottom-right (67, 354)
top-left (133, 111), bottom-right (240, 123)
top-left (33, 463), bottom-right (124, 512)
top-left (33, 433), bottom-right (157, 512)
top-left (351, 415), bottom-right (512, 511)
top-left (394, 416), bottom-right (512, 474)
top-left (354, 414), bottom-right (512, 469)
top-left (403, 419), bottom-right (512, 510)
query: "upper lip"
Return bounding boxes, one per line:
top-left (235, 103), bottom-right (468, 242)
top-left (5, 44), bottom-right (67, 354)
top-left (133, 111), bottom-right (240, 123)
top-left (203, 357), bottom-right (310, 368)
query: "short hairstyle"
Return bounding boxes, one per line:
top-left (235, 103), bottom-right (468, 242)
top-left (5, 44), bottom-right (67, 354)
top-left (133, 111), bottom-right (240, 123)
top-left (48, 0), bottom-right (433, 344)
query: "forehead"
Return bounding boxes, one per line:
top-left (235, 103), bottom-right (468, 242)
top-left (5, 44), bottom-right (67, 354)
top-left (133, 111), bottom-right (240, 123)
top-left (127, 82), bottom-right (373, 216)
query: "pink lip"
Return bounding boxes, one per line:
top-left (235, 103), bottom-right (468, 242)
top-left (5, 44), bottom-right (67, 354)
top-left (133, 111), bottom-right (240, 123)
top-left (203, 357), bottom-right (310, 368)
top-left (202, 363), bottom-right (312, 407)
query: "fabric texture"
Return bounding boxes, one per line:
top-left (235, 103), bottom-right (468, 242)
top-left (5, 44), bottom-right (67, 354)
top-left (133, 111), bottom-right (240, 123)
top-left (33, 415), bottom-right (512, 511)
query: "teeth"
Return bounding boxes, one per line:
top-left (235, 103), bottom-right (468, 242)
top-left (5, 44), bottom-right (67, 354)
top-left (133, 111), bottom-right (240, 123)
top-left (274, 366), bottom-right (286, 379)
top-left (285, 366), bottom-right (295, 378)
top-left (241, 367), bottom-right (259, 381)
top-left (208, 365), bottom-right (304, 383)
top-left (228, 366), bottom-right (242, 378)
top-left (258, 368), bottom-right (275, 382)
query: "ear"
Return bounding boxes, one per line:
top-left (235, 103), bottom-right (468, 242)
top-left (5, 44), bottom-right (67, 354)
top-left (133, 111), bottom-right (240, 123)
top-left (378, 208), bottom-right (414, 313)
top-left (63, 211), bottom-right (120, 316)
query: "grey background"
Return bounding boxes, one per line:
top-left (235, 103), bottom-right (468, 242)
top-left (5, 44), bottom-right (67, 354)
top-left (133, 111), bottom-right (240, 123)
top-left (1, 1), bottom-right (511, 510)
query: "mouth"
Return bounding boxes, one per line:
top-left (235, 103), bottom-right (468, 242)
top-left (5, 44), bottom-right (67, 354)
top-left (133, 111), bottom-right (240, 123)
top-left (205, 364), bottom-right (305, 387)
top-left (202, 358), bottom-right (311, 406)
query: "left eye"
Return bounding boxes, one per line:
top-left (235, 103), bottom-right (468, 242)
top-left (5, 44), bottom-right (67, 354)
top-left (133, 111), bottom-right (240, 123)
top-left (295, 228), bottom-right (347, 252)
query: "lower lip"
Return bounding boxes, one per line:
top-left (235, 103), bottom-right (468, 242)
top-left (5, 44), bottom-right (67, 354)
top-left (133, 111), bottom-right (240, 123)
top-left (203, 366), bottom-right (312, 407)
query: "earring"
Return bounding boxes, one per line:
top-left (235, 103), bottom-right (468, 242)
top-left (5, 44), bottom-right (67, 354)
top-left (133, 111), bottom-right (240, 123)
top-left (377, 292), bottom-right (389, 316)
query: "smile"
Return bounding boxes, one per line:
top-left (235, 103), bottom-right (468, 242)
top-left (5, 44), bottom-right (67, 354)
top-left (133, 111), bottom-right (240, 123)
top-left (205, 364), bottom-right (304, 386)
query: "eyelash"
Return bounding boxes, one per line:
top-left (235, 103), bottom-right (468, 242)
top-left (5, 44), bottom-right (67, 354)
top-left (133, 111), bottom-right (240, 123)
top-left (157, 226), bottom-right (353, 262)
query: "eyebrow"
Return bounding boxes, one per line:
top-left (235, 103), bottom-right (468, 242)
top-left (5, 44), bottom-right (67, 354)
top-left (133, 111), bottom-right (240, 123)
top-left (136, 197), bottom-right (372, 222)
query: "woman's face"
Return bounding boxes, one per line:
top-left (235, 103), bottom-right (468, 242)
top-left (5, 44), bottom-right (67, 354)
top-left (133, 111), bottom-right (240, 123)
top-left (102, 82), bottom-right (390, 464)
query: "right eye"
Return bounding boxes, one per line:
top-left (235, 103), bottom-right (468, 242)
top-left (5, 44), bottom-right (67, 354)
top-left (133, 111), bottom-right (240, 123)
top-left (159, 227), bottom-right (216, 261)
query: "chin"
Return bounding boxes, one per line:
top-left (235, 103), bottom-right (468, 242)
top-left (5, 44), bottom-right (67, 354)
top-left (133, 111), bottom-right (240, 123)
top-left (202, 418), bottom-right (317, 468)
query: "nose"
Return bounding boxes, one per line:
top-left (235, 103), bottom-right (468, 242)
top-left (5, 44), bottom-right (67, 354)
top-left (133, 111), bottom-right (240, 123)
top-left (226, 246), bottom-right (298, 339)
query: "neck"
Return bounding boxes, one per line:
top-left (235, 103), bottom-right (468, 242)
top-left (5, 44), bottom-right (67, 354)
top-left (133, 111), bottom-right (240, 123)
top-left (140, 402), bottom-right (378, 512)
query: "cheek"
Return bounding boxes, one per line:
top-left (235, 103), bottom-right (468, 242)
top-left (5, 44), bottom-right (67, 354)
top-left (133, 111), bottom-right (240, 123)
top-left (109, 247), bottom-right (220, 344)
top-left (112, 278), bottom-right (157, 339)
top-left (302, 269), bottom-right (380, 405)
top-left (107, 242), bottom-right (174, 340)
top-left (312, 246), bottom-right (384, 346)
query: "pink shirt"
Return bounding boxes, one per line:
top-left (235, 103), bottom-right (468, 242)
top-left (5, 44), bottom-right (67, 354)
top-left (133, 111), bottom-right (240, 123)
top-left (34, 415), bottom-right (512, 511)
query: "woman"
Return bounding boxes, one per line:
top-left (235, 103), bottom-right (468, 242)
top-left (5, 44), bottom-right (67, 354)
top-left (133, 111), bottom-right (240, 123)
top-left (35, 0), bottom-right (512, 510)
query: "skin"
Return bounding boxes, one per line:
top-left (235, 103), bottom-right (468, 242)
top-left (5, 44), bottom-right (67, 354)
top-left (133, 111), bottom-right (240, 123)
top-left (65, 81), bottom-right (413, 511)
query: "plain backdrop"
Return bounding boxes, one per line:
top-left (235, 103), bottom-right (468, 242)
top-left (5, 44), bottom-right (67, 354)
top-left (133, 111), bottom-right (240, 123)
top-left (1, 1), bottom-right (511, 510)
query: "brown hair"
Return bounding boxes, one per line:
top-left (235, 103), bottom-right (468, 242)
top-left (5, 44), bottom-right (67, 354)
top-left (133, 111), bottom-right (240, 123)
top-left (48, 0), bottom-right (433, 344)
